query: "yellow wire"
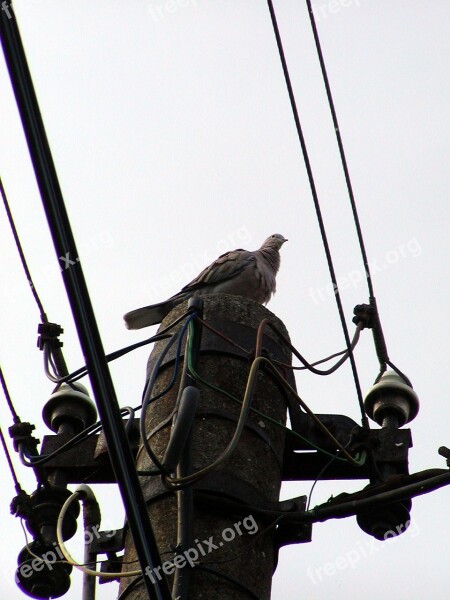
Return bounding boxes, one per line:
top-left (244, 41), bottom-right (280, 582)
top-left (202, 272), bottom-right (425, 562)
top-left (56, 488), bottom-right (142, 579)
top-left (164, 355), bottom-right (265, 486)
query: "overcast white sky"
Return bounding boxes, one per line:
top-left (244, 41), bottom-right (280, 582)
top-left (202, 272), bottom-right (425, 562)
top-left (1, 1), bottom-right (449, 599)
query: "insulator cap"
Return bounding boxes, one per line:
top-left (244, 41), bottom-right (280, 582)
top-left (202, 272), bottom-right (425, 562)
top-left (26, 486), bottom-right (80, 541)
top-left (16, 542), bottom-right (72, 599)
top-left (364, 371), bottom-right (419, 427)
top-left (357, 499), bottom-right (412, 540)
top-left (42, 382), bottom-right (97, 433)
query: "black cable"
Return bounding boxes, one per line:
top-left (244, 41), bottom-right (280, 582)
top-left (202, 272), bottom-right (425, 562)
top-left (305, 0), bottom-right (373, 298)
top-left (309, 470), bottom-right (450, 523)
top-left (386, 360), bottom-right (413, 387)
top-left (0, 176), bottom-right (48, 322)
top-left (140, 313), bottom-right (195, 475)
top-left (1, 12), bottom-right (171, 597)
top-left (200, 516), bottom-right (283, 567)
top-left (196, 565), bottom-right (262, 600)
top-left (172, 308), bottom-right (202, 600)
top-left (19, 405), bottom-right (140, 467)
top-left (195, 469), bottom-right (450, 524)
top-left (42, 310), bottom-right (193, 386)
top-left (0, 365), bottom-right (20, 423)
top-left (2, 178), bottom-right (69, 380)
top-left (43, 332), bottom-right (173, 385)
top-left (266, 0), bottom-right (368, 428)
top-left (306, 1), bottom-right (413, 390)
top-left (306, 454), bottom-right (338, 511)
top-left (116, 576), bottom-right (145, 600)
top-left (306, 434), bottom-right (355, 510)
top-left (0, 427), bottom-right (22, 493)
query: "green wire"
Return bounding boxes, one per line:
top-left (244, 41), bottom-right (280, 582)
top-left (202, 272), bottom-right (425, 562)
top-left (186, 322), bottom-right (366, 466)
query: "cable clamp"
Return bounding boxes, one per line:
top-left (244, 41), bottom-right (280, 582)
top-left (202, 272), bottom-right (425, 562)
top-left (352, 303), bottom-right (376, 329)
top-left (438, 446), bottom-right (450, 468)
top-left (9, 421), bottom-right (39, 453)
top-left (37, 322), bottom-right (64, 351)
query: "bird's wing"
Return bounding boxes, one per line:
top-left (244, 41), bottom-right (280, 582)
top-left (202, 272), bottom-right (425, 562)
top-left (123, 250), bottom-right (254, 329)
top-left (180, 248), bottom-right (255, 293)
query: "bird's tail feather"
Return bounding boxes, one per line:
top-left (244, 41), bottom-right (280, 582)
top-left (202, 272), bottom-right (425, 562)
top-left (123, 299), bottom-right (179, 329)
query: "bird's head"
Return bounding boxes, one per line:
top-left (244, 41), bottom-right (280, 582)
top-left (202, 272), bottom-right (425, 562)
top-left (263, 233), bottom-right (288, 250)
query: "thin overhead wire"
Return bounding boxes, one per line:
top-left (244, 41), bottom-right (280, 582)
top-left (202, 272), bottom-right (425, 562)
top-left (0, 366), bottom-right (21, 423)
top-left (266, 0), bottom-right (368, 427)
top-left (0, 177), bottom-right (48, 323)
top-left (0, 426), bottom-right (22, 493)
top-left (305, 0), bottom-right (374, 299)
top-left (305, 1), bottom-right (411, 384)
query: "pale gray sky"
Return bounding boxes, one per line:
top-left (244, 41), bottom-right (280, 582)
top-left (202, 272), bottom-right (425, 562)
top-left (1, 1), bottom-right (449, 599)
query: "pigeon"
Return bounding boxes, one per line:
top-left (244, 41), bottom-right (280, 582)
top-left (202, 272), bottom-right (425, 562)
top-left (123, 233), bottom-right (288, 329)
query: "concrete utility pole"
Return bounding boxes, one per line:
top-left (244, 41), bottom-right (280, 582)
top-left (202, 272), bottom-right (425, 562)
top-left (119, 294), bottom-right (295, 599)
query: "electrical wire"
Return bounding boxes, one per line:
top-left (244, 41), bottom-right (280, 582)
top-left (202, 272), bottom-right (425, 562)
top-left (2, 13), bottom-right (172, 597)
top-left (166, 323), bottom-right (365, 487)
top-left (0, 177), bottom-right (48, 322)
top-left (195, 468), bottom-right (450, 526)
top-left (194, 565), bottom-right (262, 600)
top-left (186, 330), bottom-right (366, 467)
top-left (306, 454), bottom-right (339, 512)
top-left (195, 314), bottom-right (362, 375)
top-left (43, 309), bottom-right (193, 386)
top-left (164, 353), bottom-right (265, 487)
top-left (116, 576), bottom-right (145, 600)
top-left (186, 344), bottom-right (362, 463)
top-left (254, 358), bottom-right (364, 466)
top-left (266, 0), bottom-right (367, 427)
top-left (305, 1), bottom-right (415, 389)
top-left (307, 470), bottom-right (450, 523)
top-left (42, 332), bottom-right (173, 385)
top-left (305, 0), bottom-right (373, 298)
top-left (256, 318), bottom-right (363, 376)
top-left (56, 486), bottom-right (142, 578)
top-left (139, 313), bottom-right (195, 474)
top-left (194, 316), bottom-right (251, 356)
top-left (18, 405), bottom-right (140, 467)
top-left (306, 434), bottom-right (356, 511)
top-left (0, 365), bottom-right (21, 423)
top-left (0, 426), bottom-right (22, 493)
top-left (19, 519), bottom-right (61, 564)
top-left (199, 516), bottom-right (283, 567)
top-left (122, 406), bottom-right (136, 434)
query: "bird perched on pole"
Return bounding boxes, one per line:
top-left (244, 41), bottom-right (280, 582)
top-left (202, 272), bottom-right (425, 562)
top-left (123, 233), bottom-right (288, 329)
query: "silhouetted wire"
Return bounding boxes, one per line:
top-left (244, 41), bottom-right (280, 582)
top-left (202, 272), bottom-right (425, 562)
top-left (306, 434), bottom-right (356, 510)
top-left (305, 0), bottom-right (374, 298)
top-left (386, 360), bottom-right (413, 387)
top-left (306, 1), bottom-right (413, 388)
top-left (195, 565), bottom-right (261, 600)
top-left (19, 405), bottom-right (141, 467)
top-left (266, 0), bottom-right (368, 427)
top-left (139, 314), bottom-right (195, 474)
top-left (0, 177), bottom-right (48, 322)
top-left (0, 366), bottom-right (20, 423)
top-left (116, 576), bottom-right (144, 600)
top-left (43, 332), bottom-right (173, 385)
top-left (200, 516), bottom-right (283, 566)
top-left (0, 427), bottom-right (22, 493)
